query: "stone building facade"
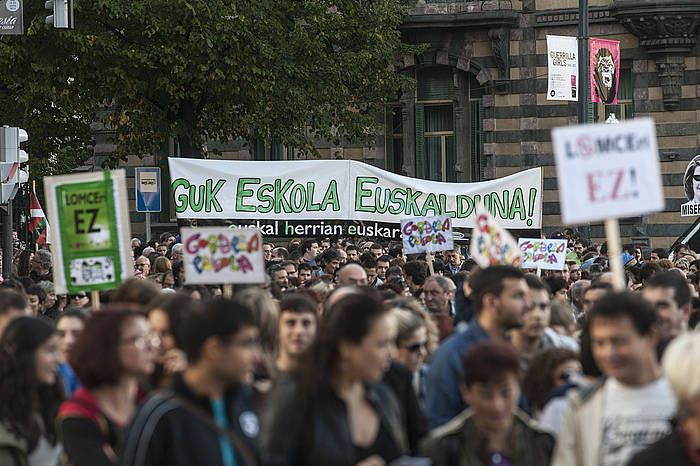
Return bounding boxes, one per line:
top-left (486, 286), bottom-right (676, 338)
top-left (121, 0), bottom-right (700, 247)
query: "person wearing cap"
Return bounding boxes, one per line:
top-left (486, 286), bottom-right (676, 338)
top-left (29, 249), bottom-right (53, 283)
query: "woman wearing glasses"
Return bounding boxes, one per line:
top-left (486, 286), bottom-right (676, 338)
top-left (58, 308), bottom-right (157, 466)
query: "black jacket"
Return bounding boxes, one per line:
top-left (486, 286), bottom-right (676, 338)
top-left (628, 429), bottom-right (696, 466)
top-left (119, 374), bottom-right (259, 466)
top-left (260, 374), bottom-right (408, 466)
top-left (382, 361), bottom-right (428, 454)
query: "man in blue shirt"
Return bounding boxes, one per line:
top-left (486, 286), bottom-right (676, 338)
top-left (424, 266), bottom-right (531, 429)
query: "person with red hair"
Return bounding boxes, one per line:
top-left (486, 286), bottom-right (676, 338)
top-left (58, 307), bottom-right (157, 466)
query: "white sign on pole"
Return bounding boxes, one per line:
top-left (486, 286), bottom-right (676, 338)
top-left (400, 214), bottom-right (454, 254)
top-left (552, 117), bottom-right (663, 225)
top-left (469, 204), bottom-right (522, 268)
top-left (181, 226), bottom-right (265, 285)
top-left (547, 35), bottom-right (579, 101)
top-left (518, 238), bottom-right (567, 270)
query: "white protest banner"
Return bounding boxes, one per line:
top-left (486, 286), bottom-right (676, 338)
top-left (400, 214), bottom-right (454, 254)
top-left (181, 226), bottom-right (265, 285)
top-left (169, 159), bottom-right (542, 238)
top-left (518, 238), bottom-right (567, 270)
top-left (552, 117), bottom-right (663, 224)
top-left (470, 204), bottom-right (522, 268)
top-left (44, 170), bottom-right (133, 295)
top-left (547, 35), bottom-right (578, 101)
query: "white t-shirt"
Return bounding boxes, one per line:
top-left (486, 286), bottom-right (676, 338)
top-left (600, 377), bottom-right (677, 466)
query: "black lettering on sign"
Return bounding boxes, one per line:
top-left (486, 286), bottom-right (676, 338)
top-left (74, 209), bottom-right (100, 234)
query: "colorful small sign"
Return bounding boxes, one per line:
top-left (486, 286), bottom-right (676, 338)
top-left (518, 238), bottom-right (567, 270)
top-left (470, 204), bottom-right (522, 268)
top-left (400, 214), bottom-right (454, 254)
top-left (181, 226), bottom-right (265, 285)
top-left (44, 170), bottom-right (132, 294)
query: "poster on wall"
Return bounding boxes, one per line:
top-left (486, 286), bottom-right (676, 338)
top-left (681, 155), bottom-right (700, 216)
top-left (590, 37), bottom-right (620, 105)
top-left (547, 35), bottom-right (578, 101)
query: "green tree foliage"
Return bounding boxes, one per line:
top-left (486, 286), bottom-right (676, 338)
top-left (0, 0), bottom-right (415, 175)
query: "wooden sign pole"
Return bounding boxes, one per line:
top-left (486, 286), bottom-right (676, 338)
top-left (426, 252), bottom-right (435, 276)
top-left (91, 291), bottom-right (100, 311)
top-left (605, 218), bottom-right (626, 291)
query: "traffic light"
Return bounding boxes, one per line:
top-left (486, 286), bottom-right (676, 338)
top-left (0, 126), bottom-right (29, 204)
top-left (45, 0), bottom-right (74, 29)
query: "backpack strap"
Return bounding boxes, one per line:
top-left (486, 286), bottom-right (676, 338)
top-left (172, 394), bottom-right (259, 466)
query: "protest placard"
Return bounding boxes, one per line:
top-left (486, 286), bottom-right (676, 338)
top-left (469, 204), bottom-right (522, 268)
top-left (400, 214), bottom-right (454, 255)
top-left (552, 117), bottom-right (663, 225)
top-left (169, 159), bottom-right (542, 235)
top-left (181, 226), bottom-right (265, 285)
top-left (44, 170), bottom-right (132, 295)
top-left (547, 35), bottom-right (578, 101)
top-left (518, 238), bottom-right (567, 270)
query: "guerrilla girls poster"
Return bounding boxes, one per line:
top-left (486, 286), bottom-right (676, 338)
top-left (518, 238), bottom-right (567, 270)
top-left (400, 214), bottom-right (454, 254)
top-left (547, 35), bottom-right (578, 101)
top-left (552, 118), bottom-right (663, 224)
top-left (590, 38), bottom-right (620, 104)
top-left (470, 205), bottom-right (522, 268)
top-left (181, 227), bottom-right (265, 285)
top-left (44, 170), bottom-right (133, 294)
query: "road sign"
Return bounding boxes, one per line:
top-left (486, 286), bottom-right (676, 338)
top-left (135, 167), bottom-right (161, 212)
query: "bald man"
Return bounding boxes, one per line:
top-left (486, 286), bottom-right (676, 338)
top-left (336, 263), bottom-right (368, 287)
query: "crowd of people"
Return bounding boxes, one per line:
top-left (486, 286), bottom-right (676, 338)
top-left (1, 229), bottom-right (700, 466)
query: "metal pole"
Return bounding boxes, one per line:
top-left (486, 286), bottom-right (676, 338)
top-left (578, 0), bottom-right (591, 240)
top-left (2, 199), bottom-right (13, 278)
top-left (145, 212), bottom-right (152, 242)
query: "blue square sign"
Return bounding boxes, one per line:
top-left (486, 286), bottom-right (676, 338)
top-left (135, 167), bottom-right (161, 212)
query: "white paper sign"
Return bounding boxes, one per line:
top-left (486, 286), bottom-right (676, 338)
top-left (518, 238), bottom-right (567, 270)
top-left (400, 214), bottom-right (454, 254)
top-left (547, 35), bottom-right (579, 101)
top-left (181, 227), bottom-right (265, 285)
top-left (552, 118), bottom-right (663, 224)
top-left (470, 205), bottom-right (522, 268)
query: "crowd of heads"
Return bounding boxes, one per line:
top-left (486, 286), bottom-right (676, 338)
top-left (2, 228), bottom-right (700, 466)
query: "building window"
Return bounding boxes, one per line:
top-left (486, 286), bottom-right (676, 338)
top-left (424, 104), bottom-right (455, 181)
